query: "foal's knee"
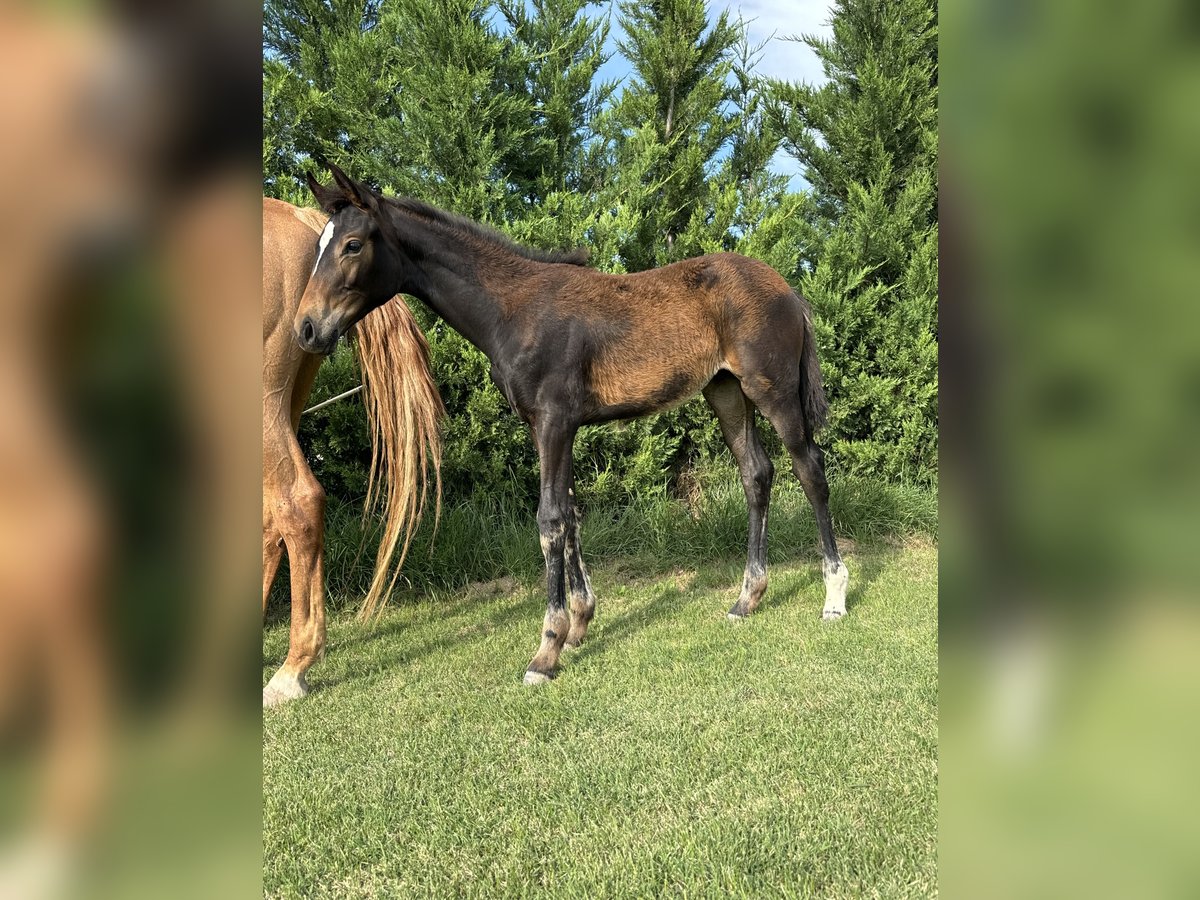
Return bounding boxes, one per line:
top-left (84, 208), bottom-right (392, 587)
top-left (537, 504), bottom-right (569, 560)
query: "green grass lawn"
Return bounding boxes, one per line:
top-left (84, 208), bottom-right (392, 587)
top-left (263, 538), bottom-right (937, 898)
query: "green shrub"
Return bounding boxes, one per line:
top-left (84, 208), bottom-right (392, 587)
top-left (295, 343), bottom-right (372, 500)
top-left (283, 470), bottom-right (937, 611)
top-left (271, 0), bottom-right (939, 511)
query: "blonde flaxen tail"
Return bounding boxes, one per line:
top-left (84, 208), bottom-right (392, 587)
top-left (353, 298), bottom-right (443, 621)
top-left (289, 201), bottom-right (443, 621)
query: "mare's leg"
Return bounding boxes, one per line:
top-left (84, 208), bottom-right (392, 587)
top-left (263, 420), bottom-right (290, 619)
top-left (563, 490), bottom-right (596, 648)
top-left (703, 374), bottom-right (775, 619)
top-left (749, 382), bottom-right (848, 619)
top-left (262, 529), bottom-right (284, 619)
top-left (263, 436), bottom-right (327, 706)
top-left (524, 421), bottom-right (577, 685)
top-left (263, 349), bottom-right (321, 623)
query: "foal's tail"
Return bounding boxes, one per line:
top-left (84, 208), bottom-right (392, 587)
top-left (797, 294), bottom-right (829, 435)
top-left (354, 298), bottom-right (444, 621)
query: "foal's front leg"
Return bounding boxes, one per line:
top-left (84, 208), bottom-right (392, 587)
top-left (563, 489), bottom-right (596, 649)
top-left (524, 423), bottom-right (576, 685)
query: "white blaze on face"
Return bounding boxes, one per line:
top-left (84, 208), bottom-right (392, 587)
top-left (313, 220), bottom-right (335, 275)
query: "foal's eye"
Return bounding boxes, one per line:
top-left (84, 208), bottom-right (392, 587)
top-left (346, 240), bottom-right (362, 253)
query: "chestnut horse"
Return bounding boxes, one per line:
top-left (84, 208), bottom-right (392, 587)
top-left (262, 198), bottom-right (442, 706)
top-left (295, 165), bottom-right (849, 686)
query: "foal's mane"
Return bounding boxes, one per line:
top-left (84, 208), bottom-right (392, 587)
top-left (382, 196), bottom-right (590, 267)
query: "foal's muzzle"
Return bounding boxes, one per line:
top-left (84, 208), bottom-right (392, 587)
top-left (296, 316), bottom-right (340, 355)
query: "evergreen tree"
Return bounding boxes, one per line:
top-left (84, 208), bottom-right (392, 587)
top-left (498, 0), bottom-right (625, 260)
top-left (263, 0), bottom-right (536, 220)
top-left (498, 0), bottom-right (615, 202)
top-left (682, 30), bottom-right (801, 276)
top-left (379, 0), bottom-right (535, 219)
top-left (608, 0), bottom-right (741, 269)
top-left (768, 0), bottom-right (938, 482)
top-left (262, 0), bottom-right (940, 505)
top-left (263, 1), bottom-right (407, 199)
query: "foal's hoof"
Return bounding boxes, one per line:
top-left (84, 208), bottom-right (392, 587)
top-left (726, 600), bottom-right (753, 620)
top-left (263, 670), bottom-right (309, 708)
top-left (523, 670), bottom-right (554, 687)
top-left (821, 606), bottom-right (847, 621)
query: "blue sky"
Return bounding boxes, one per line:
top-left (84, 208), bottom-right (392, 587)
top-left (592, 0), bottom-right (834, 191)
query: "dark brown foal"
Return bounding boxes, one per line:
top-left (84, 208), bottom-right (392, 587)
top-left (293, 165), bottom-right (848, 686)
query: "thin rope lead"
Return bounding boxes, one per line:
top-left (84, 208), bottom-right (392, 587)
top-left (301, 384), bottom-right (363, 416)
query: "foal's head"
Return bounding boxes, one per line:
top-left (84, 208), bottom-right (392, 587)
top-left (294, 165), bottom-right (404, 355)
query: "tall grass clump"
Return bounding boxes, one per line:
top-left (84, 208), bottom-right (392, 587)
top-left (272, 463), bottom-right (936, 614)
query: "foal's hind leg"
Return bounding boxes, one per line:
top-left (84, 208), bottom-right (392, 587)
top-left (563, 490), bottom-right (596, 649)
top-left (703, 374), bottom-right (774, 619)
top-left (751, 387), bottom-right (849, 619)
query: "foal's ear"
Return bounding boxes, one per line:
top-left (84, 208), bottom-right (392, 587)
top-left (327, 163), bottom-right (378, 213)
top-left (306, 171), bottom-right (348, 214)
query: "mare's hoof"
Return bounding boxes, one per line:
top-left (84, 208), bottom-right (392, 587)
top-left (263, 670), bottom-right (309, 708)
top-left (523, 670), bottom-right (553, 687)
top-left (822, 607), bottom-right (847, 621)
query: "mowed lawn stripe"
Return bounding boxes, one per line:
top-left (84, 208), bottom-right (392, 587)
top-left (264, 542), bottom-right (937, 899)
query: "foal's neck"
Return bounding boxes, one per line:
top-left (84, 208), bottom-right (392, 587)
top-left (387, 207), bottom-right (531, 361)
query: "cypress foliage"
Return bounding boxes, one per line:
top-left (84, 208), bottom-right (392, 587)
top-left (263, 0), bottom-right (409, 199)
top-left (378, 0), bottom-right (535, 218)
top-left (607, 0), bottom-right (740, 269)
top-left (263, 0), bottom-right (939, 503)
top-left (769, 0), bottom-right (938, 482)
top-left (498, 0), bottom-right (615, 202)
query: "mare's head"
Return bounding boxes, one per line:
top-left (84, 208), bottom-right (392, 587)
top-left (294, 164), bottom-right (405, 355)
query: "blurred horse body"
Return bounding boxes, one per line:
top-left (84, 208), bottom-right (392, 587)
top-left (261, 198), bottom-right (441, 706)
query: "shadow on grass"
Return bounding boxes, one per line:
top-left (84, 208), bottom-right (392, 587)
top-left (265, 475), bottom-right (935, 620)
top-left (566, 582), bottom-right (689, 671)
top-left (264, 515), bottom-right (925, 696)
top-left (311, 585), bottom-right (572, 694)
top-left (841, 545), bottom-right (894, 615)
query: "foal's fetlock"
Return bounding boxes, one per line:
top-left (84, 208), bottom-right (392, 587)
top-left (564, 600), bottom-right (594, 649)
top-left (524, 607), bottom-right (569, 684)
top-left (727, 568), bottom-right (767, 620)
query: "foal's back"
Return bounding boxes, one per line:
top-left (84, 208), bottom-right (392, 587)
top-left (541, 252), bottom-right (809, 418)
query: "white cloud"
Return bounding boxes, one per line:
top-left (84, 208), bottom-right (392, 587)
top-left (734, 0), bottom-right (833, 87)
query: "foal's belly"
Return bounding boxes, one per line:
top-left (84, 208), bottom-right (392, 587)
top-left (586, 346), bottom-right (723, 422)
